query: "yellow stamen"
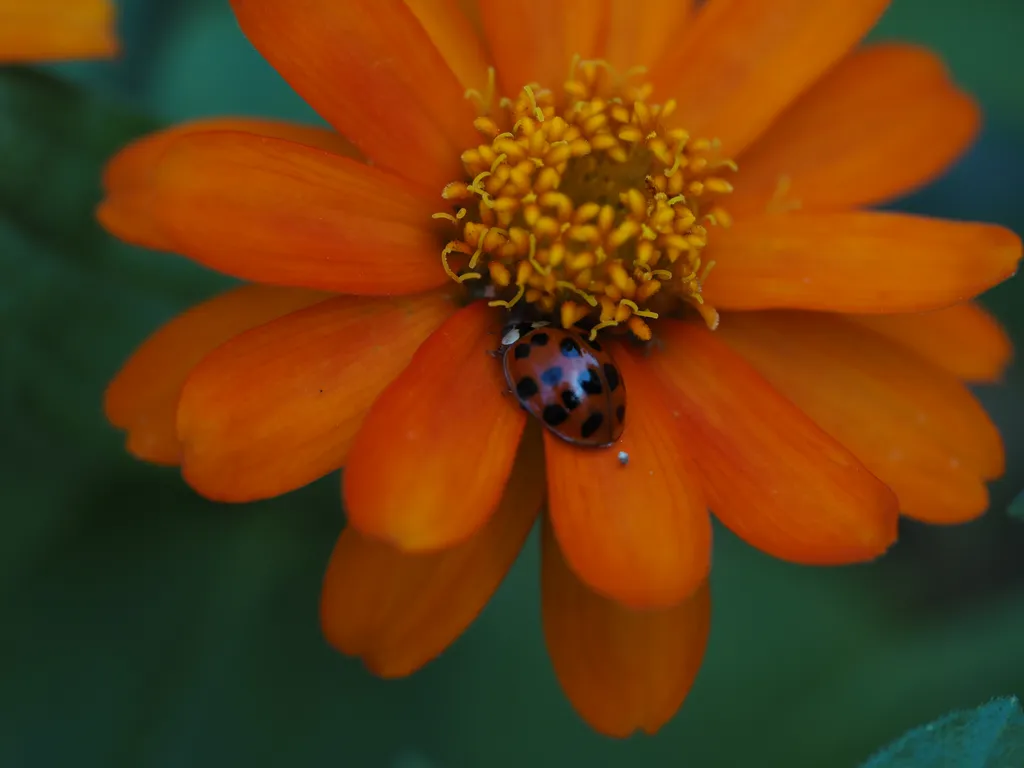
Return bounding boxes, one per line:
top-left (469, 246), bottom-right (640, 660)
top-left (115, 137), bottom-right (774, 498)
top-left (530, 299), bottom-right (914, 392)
top-left (700, 260), bottom-right (717, 285)
top-left (440, 241), bottom-right (465, 282)
top-left (489, 282), bottom-right (525, 309)
top-left (468, 227), bottom-right (488, 269)
top-left (435, 57), bottom-right (736, 338)
top-left (489, 261), bottom-right (512, 287)
top-left (556, 280), bottom-right (598, 307)
top-left (522, 85), bottom-right (545, 122)
top-left (526, 232), bottom-right (550, 275)
top-left (620, 299), bottom-right (658, 319)
top-left (589, 320), bottom-right (617, 340)
top-left (464, 67), bottom-right (497, 115)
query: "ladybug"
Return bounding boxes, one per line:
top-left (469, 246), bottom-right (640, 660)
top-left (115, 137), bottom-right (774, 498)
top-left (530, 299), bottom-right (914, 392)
top-left (499, 323), bottom-right (626, 447)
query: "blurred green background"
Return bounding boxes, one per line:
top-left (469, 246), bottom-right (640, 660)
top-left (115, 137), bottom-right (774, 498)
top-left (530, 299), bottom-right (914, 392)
top-left (2, 1), bottom-right (1024, 766)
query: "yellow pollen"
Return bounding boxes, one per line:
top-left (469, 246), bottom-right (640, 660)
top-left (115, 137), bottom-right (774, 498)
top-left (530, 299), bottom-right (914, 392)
top-left (435, 59), bottom-right (736, 338)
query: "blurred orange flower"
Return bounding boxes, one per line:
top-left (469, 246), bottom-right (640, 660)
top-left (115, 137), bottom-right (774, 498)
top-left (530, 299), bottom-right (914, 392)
top-left (0, 0), bottom-right (116, 62)
top-left (99, 0), bottom-right (1020, 737)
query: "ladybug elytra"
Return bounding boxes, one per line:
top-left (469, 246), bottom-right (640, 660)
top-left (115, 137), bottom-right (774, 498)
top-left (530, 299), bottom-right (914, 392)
top-left (499, 323), bottom-right (626, 448)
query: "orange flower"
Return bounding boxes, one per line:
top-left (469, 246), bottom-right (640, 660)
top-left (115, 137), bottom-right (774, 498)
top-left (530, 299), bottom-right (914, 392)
top-left (99, 0), bottom-right (1020, 737)
top-left (0, 0), bottom-right (117, 62)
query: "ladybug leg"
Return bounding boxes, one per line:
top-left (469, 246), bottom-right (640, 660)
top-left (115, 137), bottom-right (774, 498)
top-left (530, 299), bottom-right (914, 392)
top-left (485, 348), bottom-right (503, 359)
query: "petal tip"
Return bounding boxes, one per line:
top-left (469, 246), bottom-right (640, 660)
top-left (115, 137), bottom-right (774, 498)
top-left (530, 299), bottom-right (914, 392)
top-left (834, 483), bottom-right (901, 565)
top-left (992, 226), bottom-right (1023, 276)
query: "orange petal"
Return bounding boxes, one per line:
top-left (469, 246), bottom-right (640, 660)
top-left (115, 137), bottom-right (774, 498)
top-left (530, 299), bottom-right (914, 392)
top-left (145, 131), bottom-right (449, 295)
top-left (650, 321), bottom-right (899, 563)
top-left (729, 44), bottom-right (981, 217)
top-left (406, 0), bottom-right (491, 94)
top-left (603, 0), bottom-right (694, 73)
top-left (558, 1), bottom-right (607, 77)
top-left (103, 118), bottom-right (358, 194)
top-left (648, 0), bottom-right (889, 155)
top-left (719, 312), bottom-right (1003, 524)
top-left (0, 0), bottom-right (117, 62)
top-left (322, 438), bottom-right (544, 677)
top-left (96, 189), bottom-right (170, 254)
top-left (230, 0), bottom-right (477, 190)
top-left (544, 345), bottom-right (710, 610)
top-left (848, 302), bottom-right (1012, 384)
top-left (105, 285), bottom-right (330, 466)
top-left (456, 0), bottom-right (483, 31)
top-left (480, 0), bottom-right (606, 98)
top-left (98, 118), bottom-right (359, 253)
top-left (177, 292), bottom-right (454, 501)
top-left (872, 462), bottom-right (989, 525)
top-left (344, 302), bottom-right (527, 551)
top-left (541, 518), bottom-right (710, 738)
top-left (703, 212), bottom-right (1022, 313)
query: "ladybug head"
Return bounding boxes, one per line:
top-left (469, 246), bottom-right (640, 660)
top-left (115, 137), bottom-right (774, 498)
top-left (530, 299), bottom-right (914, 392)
top-left (498, 319), bottom-right (550, 349)
top-left (495, 302), bottom-right (554, 350)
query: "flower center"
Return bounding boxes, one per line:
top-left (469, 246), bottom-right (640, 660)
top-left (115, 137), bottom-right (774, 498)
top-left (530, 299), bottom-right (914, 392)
top-left (434, 58), bottom-right (736, 340)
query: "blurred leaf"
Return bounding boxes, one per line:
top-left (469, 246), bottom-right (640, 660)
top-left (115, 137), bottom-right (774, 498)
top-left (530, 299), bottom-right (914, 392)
top-left (1010, 491), bottom-right (1024, 521)
top-left (0, 67), bottom-right (228, 590)
top-left (859, 697), bottom-right (1024, 768)
top-left (0, 66), bottom-right (231, 302)
top-left (0, 69), bottom-right (152, 237)
top-left (50, 0), bottom-right (324, 125)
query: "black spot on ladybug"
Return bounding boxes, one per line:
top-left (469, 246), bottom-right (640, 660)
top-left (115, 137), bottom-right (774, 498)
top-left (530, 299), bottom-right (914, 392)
top-left (587, 337), bottom-right (603, 352)
top-left (559, 337), bottom-right (582, 358)
top-left (513, 343), bottom-right (531, 360)
top-left (580, 411), bottom-right (604, 439)
top-left (561, 389), bottom-right (582, 411)
top-left (543, 404), bottom-right (569, 427)
top-left (579, 367), bottom-right (603, 395)
top-left (516, 376), bottom-right (539, 399)
top-left (604, 363), bottom-right (621, 392)
top-left (616, 403), bottom-right (626, 423)
top-left (540, 366), bottom-right (563, 387)
top-left (530, 332), bottom-right (550, 347)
